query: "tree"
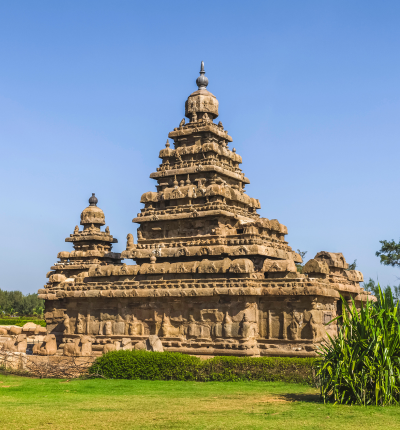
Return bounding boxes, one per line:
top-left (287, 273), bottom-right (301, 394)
top-left (0, 289), bottom-right (44, 317)
top-left (346, 259), bottom-right (357, 270)
top-left (363, 278), bottom-right (400, 306)
top-left (376, 239), bottom-right (400, 267)
top-left (295, 249), bottom-right (307, 273)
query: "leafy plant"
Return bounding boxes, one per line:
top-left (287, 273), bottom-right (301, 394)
top-left (316, 285), bottom-right (400, 405)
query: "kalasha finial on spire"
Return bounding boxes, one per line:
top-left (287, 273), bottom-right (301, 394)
top-left (196, 61), bottom-right (209, 90)
top-left (89, 193), bottom-right (98, 206)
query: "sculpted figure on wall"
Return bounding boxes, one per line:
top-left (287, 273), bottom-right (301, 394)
top-left (63, 314), bottom-right (70, 334)
top-left (309, 313), bottom-right (319, 341)
top-left (128, 315), bottom-right (144, 336)
top-left (104, 320), bottom-right (113, 336)
top-left (289, 317), bottom-right (299, 340)
top-left (161, 314), bottom-right (172, 337)
top-left (76, 314), bottom-right (85, 334)
top-left (188, 315), bottom-right (198, 338)
top-left (240, 314), bottom-right (257, 339)
top-left (126, 233), bottom-right (134, 250)
top-left (289, 311), bottom-right (304, 341)
top-left (223, 312), bottom-right (233, 338)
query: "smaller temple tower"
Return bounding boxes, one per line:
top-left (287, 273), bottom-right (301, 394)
top-left (43, 194), bottom-right (122, 338)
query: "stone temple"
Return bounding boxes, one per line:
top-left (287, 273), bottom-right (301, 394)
top-left (39, 63), bottom-right (372, 357)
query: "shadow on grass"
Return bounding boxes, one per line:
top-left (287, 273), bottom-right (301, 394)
top-left (279, 393), bottom-right (322, 403)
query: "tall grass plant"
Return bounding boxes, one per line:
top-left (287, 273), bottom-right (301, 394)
top-left (316, 285), bottom-right (400, 405)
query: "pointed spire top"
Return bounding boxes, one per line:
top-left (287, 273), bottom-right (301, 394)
top-left (89, 193), bottom-right (98, 206)
top-left (196, 61), bottom-right (209, 90)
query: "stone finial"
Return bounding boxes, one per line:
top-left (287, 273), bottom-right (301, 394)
top-left (89, 193), bottom-right (98, 206)
top-left (196, 61), bottom-right (208, 90)
top-left (165, 139), bottom-right (170, 148)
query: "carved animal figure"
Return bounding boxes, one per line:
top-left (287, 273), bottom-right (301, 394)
top-left (102, 340), bottom-right (117, 354)
top-left (32, 334), bottom-right (57, 356)
top-left (63, 338), bottom-right (81, 356)
top-left (1, 334), bottom-right (27, 353)
top-left (9, 326), bottom-right (22, 336)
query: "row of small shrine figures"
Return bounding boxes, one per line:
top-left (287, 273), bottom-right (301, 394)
top-left (61, 312), bottom-right (258, 340)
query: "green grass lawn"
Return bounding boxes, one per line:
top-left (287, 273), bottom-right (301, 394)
top-left (1, 375), bottom-right (400, 429)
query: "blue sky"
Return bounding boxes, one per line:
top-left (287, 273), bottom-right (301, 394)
top-left (0, 1), bottom-right (399, 294)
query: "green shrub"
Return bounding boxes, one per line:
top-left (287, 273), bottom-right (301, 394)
top-left (89, 350), bottom-right (315, 384)
top-left (316, 285), bottom-right (400, 406)
top-left (201, 356), bottom-right (315, 383)
top-left (0, 318), bottom-right (46, 327)
top-left (89, 350), bottom-right (201, 380)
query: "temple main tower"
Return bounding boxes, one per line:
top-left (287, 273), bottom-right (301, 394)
top-left (40, 64), bottom-right (371, 357)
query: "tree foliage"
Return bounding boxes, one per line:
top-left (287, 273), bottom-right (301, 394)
top-left (363, 278), bottom-right (400, 305)
top-left (346, 259), bottom-right (357, 270)
top-left (0, 289), bottom-right (44, 317)
top-left (296, 249), bottom-right (308, 273)
top-left (376, 239), bottom-right (400, 267)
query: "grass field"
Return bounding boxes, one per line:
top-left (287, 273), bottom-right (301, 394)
top-left (1, 375), bottom-right (400, 429)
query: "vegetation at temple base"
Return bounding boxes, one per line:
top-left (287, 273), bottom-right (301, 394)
top-left (89, 351), bottom-right (315, 384)
top-left (316, 285), bottom-right (400, 406)
top-left (1, 375), bottom-right (400, 429)
top-left (89, 351), bottom-right (315, 383)
top-left (0, 289), bottom-right (44, 318)
top-left (89, 351), bottom-right (316, 384)
top-left (0, 318), bottom-right (46, 327)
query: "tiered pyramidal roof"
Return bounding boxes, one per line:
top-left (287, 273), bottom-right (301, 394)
top-left (122, 62), bottom-right (302, 274)
top-left (46, 194), bottom-right (121, 287)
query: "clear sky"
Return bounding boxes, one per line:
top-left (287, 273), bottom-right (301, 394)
top-left (0, 1), bottom-right (399, 294)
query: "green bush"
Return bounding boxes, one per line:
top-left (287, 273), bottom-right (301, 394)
top-left (200, 356), bottom-right (315, 383)
top-left (316, 285), bottom-right (400, 406)
top-left (0, 318), bottom-right (46, 327)
top-left (89, 350), bottom-right (315, 384)
top-left (89, 350), bottom-right (201, 381)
